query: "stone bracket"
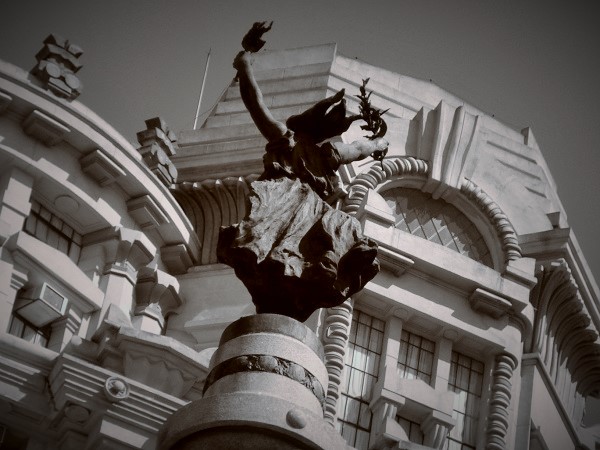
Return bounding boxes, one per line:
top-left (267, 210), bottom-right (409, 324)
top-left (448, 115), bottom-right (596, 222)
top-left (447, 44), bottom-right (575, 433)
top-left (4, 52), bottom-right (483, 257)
top-left (80, 149), bottom-right (126, 186)
top-left (469, 287), bottom-right (512, 319)
top-left (22, 109), bottom-right (70, 146)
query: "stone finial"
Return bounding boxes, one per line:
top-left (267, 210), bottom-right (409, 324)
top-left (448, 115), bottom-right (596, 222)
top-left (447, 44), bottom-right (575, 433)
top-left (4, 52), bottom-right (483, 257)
top-left (136, 117), bottom-right (178, 186)
top-left (31, 34), bottom-right (83, 100)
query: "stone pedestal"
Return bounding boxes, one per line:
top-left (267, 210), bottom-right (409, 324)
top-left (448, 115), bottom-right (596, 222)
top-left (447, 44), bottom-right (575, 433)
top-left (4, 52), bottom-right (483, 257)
top-left (159, 314), bottom-right (351, 449)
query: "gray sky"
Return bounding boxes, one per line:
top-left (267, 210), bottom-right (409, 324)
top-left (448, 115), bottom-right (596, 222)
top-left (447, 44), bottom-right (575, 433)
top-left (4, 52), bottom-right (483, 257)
top-left (2, 0), bottom-right (600, 425)
top-left (2, 1), bottom-right (599, 292)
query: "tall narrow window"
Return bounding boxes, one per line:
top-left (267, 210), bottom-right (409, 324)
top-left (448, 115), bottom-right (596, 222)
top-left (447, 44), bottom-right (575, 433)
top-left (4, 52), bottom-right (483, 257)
top-left (23, 200), bottom-right (82, 263)
top-left (338, 310), bottom-right (384, 450)
top-left (396, 415), bottom-right (425, 445)
top-left (446, 352), bottom-right (484, 450)
top-left (8, 314), bottom-right (50, 348)
top-left (397, 329), bottom-right (436, 384)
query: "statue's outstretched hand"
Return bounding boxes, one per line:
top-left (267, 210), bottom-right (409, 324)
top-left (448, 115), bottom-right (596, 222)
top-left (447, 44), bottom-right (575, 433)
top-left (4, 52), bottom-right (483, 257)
top-left (242, 21), bottom-right (273, 53)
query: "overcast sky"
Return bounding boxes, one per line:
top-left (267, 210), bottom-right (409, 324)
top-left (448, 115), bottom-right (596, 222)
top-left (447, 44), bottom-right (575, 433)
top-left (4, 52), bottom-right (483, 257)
top-left (2, 0), bottom-right (600, 426)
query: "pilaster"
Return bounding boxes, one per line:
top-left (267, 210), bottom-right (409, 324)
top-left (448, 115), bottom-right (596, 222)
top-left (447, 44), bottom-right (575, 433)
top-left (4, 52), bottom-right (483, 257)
top-left (370, 315), bottom-right (405, 449)
top-left (322, 299), bottom-right (354, 425)
top-left (486, 352), bottom-right (519, 450)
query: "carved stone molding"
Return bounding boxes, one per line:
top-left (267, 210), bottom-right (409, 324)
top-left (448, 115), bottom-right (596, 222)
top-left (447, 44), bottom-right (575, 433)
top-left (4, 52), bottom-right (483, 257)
top-left (486, 352), bottom-right (518, 450)
top-left (322, 299), bottom-right (353, 424)
top-left (127, 194), bottom-right (170, 230)
top-left (203, 354), bottom-right (326, 408)
top-left (82, 226), bottom-right (156, 282)
top-left (30, 34), bottom-right (83, 100)
top-left (134, 266), bottom-right (182, 330)
top-left (22, 109), bottom-right (70, 146)
top-left (160, 243), bottom-right (194, 275)
top-left (342, 157), bottom-right (522, 268)
top-left (103, 376), bottom-right (130, 402)
top-left (460, 179), bottom-right (521, 264)
top-left (136, 117), bottom-right (179, 187)
top-left (529, 260), bottom-right (600, 397)
top-left (172, 175), bottom-right (258, 265)
top-left (343, 156), bottom-right (429, 216)
top-left (469, 288), bottom-right (512, 319)
top-left (80, 148), bottom-right (126, 186)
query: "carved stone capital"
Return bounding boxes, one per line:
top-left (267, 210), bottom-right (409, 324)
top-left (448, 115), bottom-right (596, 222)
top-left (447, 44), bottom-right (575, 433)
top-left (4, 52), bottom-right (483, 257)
top-left (422, 411), bottom-right (454, 449)
top-left (134, 266), bottom-right (182, 328)
top-left (83, 226), bottom-right (156, 281)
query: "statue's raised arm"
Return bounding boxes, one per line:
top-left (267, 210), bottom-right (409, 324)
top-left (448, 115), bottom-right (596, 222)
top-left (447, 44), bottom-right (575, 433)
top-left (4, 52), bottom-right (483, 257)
top-left (234, 22), bottom-right (287, 142)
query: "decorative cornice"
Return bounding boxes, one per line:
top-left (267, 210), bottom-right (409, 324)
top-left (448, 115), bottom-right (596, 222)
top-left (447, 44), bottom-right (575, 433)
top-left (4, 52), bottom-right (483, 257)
top-left (342, 157), bottom-right (522, 268)
top-left (172, 175), bottom-right (258, 265)
top-left (530, 260), bottom-right (600, 397)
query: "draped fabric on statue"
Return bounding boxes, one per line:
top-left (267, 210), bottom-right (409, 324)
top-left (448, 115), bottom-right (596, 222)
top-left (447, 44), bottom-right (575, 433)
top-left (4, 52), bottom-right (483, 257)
top-left (217, 136), bottom-right (379, 322)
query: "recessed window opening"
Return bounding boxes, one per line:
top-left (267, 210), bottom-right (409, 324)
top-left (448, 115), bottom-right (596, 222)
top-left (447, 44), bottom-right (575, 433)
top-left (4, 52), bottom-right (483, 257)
top-left (397, 329), bottom-right (436, 384)
top-left (337, 310), bottom-right (384, 450)
top-left (446, 351), bottom-right (484, 450)
top-left (23, 200), bottom-right (82, 263)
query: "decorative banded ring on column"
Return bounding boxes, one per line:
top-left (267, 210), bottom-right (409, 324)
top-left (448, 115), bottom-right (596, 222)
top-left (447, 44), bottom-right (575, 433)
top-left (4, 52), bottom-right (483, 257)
top-left (203, 314), bottom-right (329, 416)
top-left (160, 314), bottom-right (350, 450)
top-left (203, 354), bottom-right (326, 407)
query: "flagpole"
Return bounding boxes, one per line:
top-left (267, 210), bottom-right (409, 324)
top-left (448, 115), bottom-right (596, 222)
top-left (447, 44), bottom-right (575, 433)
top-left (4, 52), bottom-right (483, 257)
top-left (193, 48), bottom-right (211, 130)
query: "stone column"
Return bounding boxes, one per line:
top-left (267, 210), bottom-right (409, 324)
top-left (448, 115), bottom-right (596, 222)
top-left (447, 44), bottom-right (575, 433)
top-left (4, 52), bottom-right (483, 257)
top-left (486, 352), bottom-right (518, 450)
top-left (160, 314), bottom-right (351, 450)
top-left (322, 299), bottom-right (353, 425)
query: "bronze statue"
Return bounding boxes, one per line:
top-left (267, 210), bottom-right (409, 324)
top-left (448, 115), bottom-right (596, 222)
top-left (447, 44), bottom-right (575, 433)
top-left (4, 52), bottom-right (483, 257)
top-left (217, 22), bottom-right (387, 322)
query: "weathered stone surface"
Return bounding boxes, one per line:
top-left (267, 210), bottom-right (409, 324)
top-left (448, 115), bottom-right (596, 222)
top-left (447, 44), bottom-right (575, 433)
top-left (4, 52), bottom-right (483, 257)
top-left (218, 177), bottom-right (379, 322)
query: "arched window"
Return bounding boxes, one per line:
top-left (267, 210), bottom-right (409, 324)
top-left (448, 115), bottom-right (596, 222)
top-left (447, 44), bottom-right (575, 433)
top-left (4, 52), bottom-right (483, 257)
top-left (382, 187), bottom-right (493, 268)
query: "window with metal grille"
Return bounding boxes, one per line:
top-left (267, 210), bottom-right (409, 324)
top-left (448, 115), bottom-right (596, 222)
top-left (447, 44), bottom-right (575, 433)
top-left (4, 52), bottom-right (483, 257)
top-left (8, 314), bottom-right (50, 348)
top-left (382, 187), bottom-right (493, 268)
top-left (397, 329), bottom-right (436, 384)
top-left (445, 352), bottom-right (484, 450)
top-left (337, 310), bottom-right (384, 450)
top-left (23, 200), bottom-right (82, 263)
top-left (396, 415), bottom-right (425, 445)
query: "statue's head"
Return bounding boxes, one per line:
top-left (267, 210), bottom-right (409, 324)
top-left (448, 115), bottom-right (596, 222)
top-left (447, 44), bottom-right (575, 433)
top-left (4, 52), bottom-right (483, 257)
top-left (286, 89), bottom-right (356, 143)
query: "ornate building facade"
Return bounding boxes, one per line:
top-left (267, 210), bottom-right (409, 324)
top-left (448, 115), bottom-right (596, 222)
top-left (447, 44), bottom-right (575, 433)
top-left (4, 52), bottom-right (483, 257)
top-left (0, 37), bottom-right (599, 449)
